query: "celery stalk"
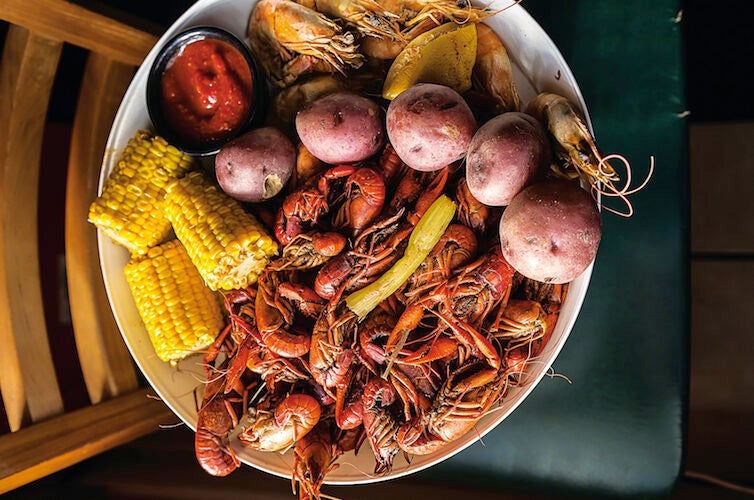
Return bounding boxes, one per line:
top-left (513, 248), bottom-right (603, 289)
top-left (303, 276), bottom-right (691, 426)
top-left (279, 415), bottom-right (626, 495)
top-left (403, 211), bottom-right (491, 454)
top-left (345, 195), bottom-right (456, 320)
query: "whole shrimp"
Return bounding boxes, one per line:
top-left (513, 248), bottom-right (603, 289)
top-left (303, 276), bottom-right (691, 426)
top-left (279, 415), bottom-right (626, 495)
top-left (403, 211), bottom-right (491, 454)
top-left (248, 0), bottom-right (364, 87)
top-left (527, 92), bottom-right (654, 216)
top-left (380, 0), bottom-right (494, 30)
top-left (360, 1), bottom-right (511, 59)
top-left (296, 0), bottom-right (401, 39)
top-left (471, 22), bottom-right (520, 114)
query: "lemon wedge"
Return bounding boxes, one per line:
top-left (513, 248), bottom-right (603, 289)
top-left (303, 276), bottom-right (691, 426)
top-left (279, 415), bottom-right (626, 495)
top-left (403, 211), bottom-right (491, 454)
top-left (382, 23), bottom-right (478, 100)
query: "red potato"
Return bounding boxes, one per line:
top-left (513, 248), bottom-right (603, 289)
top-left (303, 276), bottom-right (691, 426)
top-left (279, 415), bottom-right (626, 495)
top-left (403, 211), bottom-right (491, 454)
top-left (215, 127), bottom-right (295, 203)
top-left (499, 181), bottom-right (602, 284)
top-left (295, 91), bottom-right (385, 164)
top-left (465, 112), bottom-right (550, 206)
top-left (386, 83), bottom-right (477, 172)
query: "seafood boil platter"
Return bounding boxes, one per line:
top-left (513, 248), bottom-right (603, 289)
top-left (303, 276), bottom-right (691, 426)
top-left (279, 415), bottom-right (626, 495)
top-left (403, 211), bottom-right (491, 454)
top-left (93, 0), bottom-right (650, 496)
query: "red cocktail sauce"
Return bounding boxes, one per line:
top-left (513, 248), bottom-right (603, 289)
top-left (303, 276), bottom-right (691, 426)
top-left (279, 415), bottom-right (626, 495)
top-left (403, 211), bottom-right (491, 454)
top-left (161, 37), bottom-right (253, 148)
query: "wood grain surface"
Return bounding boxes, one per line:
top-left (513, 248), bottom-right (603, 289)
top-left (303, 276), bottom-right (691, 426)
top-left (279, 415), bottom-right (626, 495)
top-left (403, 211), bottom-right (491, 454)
top-left (0, 25), bottom-right (65, 431)
top-left (66, 52), bottom-right (139, 405)
top-left (0, 0), bottom-right (157, 67)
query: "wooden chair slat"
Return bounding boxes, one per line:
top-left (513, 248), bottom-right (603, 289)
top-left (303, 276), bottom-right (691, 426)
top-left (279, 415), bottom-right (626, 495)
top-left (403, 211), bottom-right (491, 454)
top-left (0, 0), bottom-right (158, 67)
top-left (0, 387), bottom-right (176, 494)
top-left (66, 52), bottom-right (139, 404)
top-left (0, 20), bottom-right (28, 434)
top-left (0, 4), bottom-right (180, 493)
top-left (0, 26), bottom-right (64, 431)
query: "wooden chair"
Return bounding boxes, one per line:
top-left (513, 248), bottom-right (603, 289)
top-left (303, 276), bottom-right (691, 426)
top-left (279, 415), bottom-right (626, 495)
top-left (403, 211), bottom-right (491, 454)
top-left (0, 0), bottom-right (175, 492)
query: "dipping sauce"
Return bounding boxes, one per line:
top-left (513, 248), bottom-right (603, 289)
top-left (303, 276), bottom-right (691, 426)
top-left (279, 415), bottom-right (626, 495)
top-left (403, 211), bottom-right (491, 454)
top-left (161, 37), bottom-right (253, 148)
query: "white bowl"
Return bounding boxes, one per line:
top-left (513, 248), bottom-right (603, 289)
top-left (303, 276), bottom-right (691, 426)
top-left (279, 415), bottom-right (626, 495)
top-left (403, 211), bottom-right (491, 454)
top-left (99, 0), bottom-right (594, 485)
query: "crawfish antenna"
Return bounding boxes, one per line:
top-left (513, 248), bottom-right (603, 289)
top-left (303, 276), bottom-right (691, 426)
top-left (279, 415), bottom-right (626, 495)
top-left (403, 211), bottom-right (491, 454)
top-left (590, 154), bottom-right (655, 217)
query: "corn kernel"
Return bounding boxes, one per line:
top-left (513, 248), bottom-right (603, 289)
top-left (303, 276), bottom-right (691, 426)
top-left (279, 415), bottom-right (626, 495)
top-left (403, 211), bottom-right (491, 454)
top-left (88, 130), bottom-right (195, 256)
top-left (165, 171), bottom-right (278, 290)
top-left (124, 239), bottom-right (223, 364)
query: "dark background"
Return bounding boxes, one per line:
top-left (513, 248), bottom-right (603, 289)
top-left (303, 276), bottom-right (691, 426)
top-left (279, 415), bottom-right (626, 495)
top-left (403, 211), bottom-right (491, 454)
top-left (681, 0), bottom-right (754, 121)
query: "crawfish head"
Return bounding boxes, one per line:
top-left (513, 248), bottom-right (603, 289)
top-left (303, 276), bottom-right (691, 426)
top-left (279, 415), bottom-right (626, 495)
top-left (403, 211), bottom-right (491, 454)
top-left (314, 253), bottom-right (354, 300)
top-left (449, 247), bottom-right (515, 326)
top-left (271, 231), bottom-right (347, 271)
top-left (492, 299), bottom-right (547, 342)
top-left (396, 418), bottom-right (447, 456)
top-left (361, 378), bottom-right (401, 474)
top-left (239, 393), bottom-right (321, 452)
top-left (478, 247), bottom-right (516, 300)
top-left (312, 231), bottom-right (347, 257)
top-left (426, 365), bottom-right (504, 443)
top-left (277, 282), bottom-right (326, 319)
top-left (404, 223), bottom-right (478, 302)
top-left (358, 307), bottom-right (396, 367)
top-left (275, 186), bottom-right (329, 245)
top-left (309, 310), bottom-right (358, 389)
top-left (334, 167), bottom-right (386, 236)
top-left (335, 363), bottom-right (369, 430)
top-left (378, 142), bottom-right (407, 187)
top-left (293, 422), bottom-right (334, 499)
top-left (455, 177), bottom-right (495, 234)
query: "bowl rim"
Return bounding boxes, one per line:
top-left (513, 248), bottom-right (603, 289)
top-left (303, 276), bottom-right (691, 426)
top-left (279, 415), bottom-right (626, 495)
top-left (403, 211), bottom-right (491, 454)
top-left (101, 0), bottom-right (596, 486)
top-left (145, 25), bottom-right (262, 157)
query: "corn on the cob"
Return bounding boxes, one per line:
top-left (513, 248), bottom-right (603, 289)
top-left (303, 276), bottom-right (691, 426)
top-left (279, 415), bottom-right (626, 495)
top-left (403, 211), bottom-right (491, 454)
top-left (165, 171), bottom-right (278, 291)
top-left (89, 130), bottom-right (194, 255)
top-left (124, 239), bottom-right (224, 364)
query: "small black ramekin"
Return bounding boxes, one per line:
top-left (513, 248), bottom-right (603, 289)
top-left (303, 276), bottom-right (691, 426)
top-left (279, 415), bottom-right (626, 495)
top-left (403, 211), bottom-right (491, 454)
top-left (146, 26), bottom-right (263, 157)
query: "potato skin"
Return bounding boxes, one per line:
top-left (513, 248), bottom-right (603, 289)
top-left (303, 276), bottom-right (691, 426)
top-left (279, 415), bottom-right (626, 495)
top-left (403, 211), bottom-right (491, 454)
top-left (466, 112), bottom-right (549, 206)
top-left (215, 127), bottom-right (295, 203)
top-left (499, 181), bottom-right (601, 284)
top-left (386, 83), bottom-right (477, 172)
top-left (295, 91), bottom-right (385, 164)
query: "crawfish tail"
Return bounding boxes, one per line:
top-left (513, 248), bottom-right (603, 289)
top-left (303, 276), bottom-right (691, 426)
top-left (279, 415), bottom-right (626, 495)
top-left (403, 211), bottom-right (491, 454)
top-left (195, 428), bottom-right (241, 477)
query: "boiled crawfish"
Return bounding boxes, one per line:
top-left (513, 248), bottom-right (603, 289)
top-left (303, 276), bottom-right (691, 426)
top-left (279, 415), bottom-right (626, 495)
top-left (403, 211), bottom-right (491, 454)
top-left (388, 166), bottom-right (450, 225)
top-left (195, 377), bottom-right (241, 477)
top-left (195, 326), bottom-right (242, 477)
top-left (397, 362), bottom-right (505, 455)
top-left (269, 231), bottom-right (347, 271)
top-left (386, 246), bottom-right (515, 371)
top-left (402, 223), bottom-right (478, 303)
top-left (291, 421), bottom-right (337, 500)
top-left (256, 269), bottom-right (313, 358)
top-left (239, 392), bottom-right (321, 451)
top-left (309, 301), bottom-right (358, 390)
top-left (361, 377), bottom-right (401, 474)
top-left (314, 210), bottom-right (410, 300)
top-left (455, 177), bottom-right (498, 236)
top-left (275, 165), bottom-right (386, 245)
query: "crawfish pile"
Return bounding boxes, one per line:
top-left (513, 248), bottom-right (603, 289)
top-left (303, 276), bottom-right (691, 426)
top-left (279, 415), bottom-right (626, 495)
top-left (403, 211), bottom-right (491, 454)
top-left (190, 0), bottom-right (582, 497)
top-left (195, 151), bottom-right (567, 495)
